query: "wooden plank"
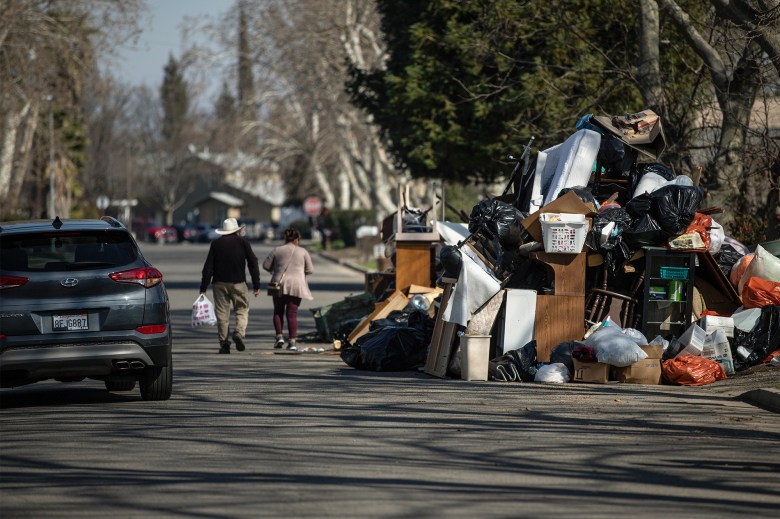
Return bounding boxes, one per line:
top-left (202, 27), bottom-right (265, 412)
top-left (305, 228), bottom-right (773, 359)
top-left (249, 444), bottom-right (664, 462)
top-left (347, 291), bottom-right (409, 345)
top-left (424, 281), bottom-right (456, 377)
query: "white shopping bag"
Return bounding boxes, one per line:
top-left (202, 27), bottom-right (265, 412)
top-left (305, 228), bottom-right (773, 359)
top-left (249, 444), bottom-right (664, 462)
top-left (191, 294), bottom-right (217, 327)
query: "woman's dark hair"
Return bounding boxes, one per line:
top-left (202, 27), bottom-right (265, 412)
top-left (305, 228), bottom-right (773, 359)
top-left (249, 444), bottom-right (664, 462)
top-left (284, 228), bottom-right (301, 243)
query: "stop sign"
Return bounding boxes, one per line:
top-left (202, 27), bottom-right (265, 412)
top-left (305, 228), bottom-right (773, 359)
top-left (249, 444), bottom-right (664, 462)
top-left (303, 196), bottom-right (323, 216)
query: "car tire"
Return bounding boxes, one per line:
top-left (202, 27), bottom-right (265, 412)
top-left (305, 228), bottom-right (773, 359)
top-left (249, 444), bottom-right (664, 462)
top-left (105, 378), bottom-right (136, 392)
top-left (139, 353), bottom-right (172, 401)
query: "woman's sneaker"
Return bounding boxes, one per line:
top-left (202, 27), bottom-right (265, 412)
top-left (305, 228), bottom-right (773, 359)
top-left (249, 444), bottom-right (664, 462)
top-left (274, 338), bottom-right (285, 349)
top-left (286, 343), bottom-right (297, 351)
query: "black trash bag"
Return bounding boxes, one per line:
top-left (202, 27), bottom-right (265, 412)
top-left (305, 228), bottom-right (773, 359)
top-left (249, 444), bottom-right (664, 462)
top-left (650, 185), bottom-right (703, 235)
top-left (340, 346), bottom-right (363, 369)
top-left (586, 208), bottom-right (636, 271)
top-left (598, 134), bottom-right (638, 177)
top-left (370, 310), bottom-right (412, 331)
top-left (550, 341), bottom-right (583, 376)
top-left (634, 162), bottom-right (675, 185)
top-left (343, 326), bottom-right (428, 371)
top-left (491, 340), bottom-right (538, 382)
top-left (489, 351), bottom-right (522, 382)
top-left (625, 192), bottom-right (653, 218)
top-left (439, 245), bottom-right (462, 279)
top-left (558, 186), bottom-right (597, 207)
top-left (623, 214), bottom-right (668, 248)
top-left (468, 199), bottom-right (527, 247)
top-left (713, 243), bottom-right (744, 278)
top-left (731, 305), bottom-right (780, 371)
top-left (332, 318), bottom-right (364, 346)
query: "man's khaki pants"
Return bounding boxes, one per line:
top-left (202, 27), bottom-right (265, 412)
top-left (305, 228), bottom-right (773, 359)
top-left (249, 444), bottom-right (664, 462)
top-left (212, 282), bottom-right (250, 342)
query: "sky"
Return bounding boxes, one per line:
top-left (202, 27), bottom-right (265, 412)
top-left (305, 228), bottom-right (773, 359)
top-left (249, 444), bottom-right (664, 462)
top-left (116, 0), bottom-right (231, 91)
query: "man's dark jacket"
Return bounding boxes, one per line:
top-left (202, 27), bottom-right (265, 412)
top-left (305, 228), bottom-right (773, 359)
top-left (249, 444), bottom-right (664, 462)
top-left (199, 234), bottom-right (261, 293)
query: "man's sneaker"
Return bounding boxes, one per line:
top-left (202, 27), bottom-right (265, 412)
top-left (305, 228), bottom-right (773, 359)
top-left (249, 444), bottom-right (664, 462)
top-left (218, 341), bottom-right (231, 354)
top-left (286, 343), bottom-right (297, 351)
top-left (274, 338), bottom-right (285, 349)
top-left (232, 332), bottom-right (246, 352)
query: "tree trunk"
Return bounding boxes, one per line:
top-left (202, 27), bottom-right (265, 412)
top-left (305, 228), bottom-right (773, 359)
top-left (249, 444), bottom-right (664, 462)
top-left (637, 0), bottom-right (664, 111)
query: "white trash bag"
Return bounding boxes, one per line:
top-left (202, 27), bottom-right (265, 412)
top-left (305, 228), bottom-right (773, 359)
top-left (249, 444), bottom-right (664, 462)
top-left (192, 294), bottom-right (217, 327)
top-left (534, 363), bottom-right (570, 383)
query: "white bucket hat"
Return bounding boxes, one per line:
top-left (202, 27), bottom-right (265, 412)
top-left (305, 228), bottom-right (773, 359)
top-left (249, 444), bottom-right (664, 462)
top-left (215, 217), bottom-right (245, 235)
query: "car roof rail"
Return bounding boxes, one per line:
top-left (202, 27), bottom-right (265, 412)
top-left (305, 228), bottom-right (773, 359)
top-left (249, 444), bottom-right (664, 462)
top-left (101, 216), bottom-right (124, 228)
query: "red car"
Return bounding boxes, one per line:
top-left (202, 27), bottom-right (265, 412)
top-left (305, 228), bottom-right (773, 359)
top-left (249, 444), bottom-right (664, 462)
top-left (146, 225), bottom-right (178, 244)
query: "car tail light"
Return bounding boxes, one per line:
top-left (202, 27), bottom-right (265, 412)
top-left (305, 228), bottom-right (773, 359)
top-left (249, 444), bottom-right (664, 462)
top-left (109, 267), bottom-right (163, 288)
top-left (135, 324), bottom-right (168, 334)
top-left (0, 275), bottom-right (29, 289)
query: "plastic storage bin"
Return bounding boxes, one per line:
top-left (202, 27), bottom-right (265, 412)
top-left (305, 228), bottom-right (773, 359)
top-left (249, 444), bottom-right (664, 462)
top-left (539, 213), bottom-right (588, 254)
top-left (659, 266), bottom-right (688, 279)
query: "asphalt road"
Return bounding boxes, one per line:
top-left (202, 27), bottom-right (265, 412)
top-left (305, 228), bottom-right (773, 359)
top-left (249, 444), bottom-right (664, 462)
top-left (1, 242), bottom-right (779, 518)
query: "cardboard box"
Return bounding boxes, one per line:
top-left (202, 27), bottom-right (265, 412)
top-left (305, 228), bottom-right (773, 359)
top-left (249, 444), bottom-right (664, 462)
top-left (591, 109), bottom-right (667, 160)
top-left (521, 191), bottom-right (597, 243)
top-left (701, 329), bottom-right (735, 375)
top-left (641, 344), bottom-right (664, 359)
top-left (612, 358), bottom-right (662, 385)
top-left (698, 315), bottom-right (734, 338)
top-left (572, 359), bottom-right (610, 384)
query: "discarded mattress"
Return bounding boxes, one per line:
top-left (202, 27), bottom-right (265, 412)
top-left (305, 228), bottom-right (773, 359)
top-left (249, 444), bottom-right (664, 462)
top-left (530, 129), bottom-right (601, 211)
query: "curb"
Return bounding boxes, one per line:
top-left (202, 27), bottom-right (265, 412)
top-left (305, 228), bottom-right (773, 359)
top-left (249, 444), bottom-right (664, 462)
top-left (738, 388), bottom-right (780, 414)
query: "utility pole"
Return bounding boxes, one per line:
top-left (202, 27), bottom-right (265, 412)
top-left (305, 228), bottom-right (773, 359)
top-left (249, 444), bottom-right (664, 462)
top-left (47, 96), bottom-right (55, 218)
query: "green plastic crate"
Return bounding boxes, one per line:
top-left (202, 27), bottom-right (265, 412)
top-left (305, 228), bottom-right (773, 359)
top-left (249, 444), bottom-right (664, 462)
top-left (659, 266), bottom-right (688, 279)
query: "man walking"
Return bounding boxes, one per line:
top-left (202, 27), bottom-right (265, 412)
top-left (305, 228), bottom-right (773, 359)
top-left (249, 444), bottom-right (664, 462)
top-left (199, 218), bottom-right (261, 353)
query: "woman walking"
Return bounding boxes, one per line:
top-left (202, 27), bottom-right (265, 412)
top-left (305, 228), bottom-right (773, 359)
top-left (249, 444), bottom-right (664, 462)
top-left (263, 228), bottom-right (314, 350)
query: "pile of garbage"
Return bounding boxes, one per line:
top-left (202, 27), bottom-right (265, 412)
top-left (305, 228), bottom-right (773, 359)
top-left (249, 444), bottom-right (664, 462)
top-left (334, 109), bottom-right (780, 386)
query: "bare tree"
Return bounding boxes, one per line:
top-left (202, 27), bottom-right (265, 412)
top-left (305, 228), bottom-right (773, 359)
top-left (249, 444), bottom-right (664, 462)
top-left (638, 0), bottom-right (779, 234)
top-left (185, 0), bottom-right (400, 217)
top-left (0, 0), bottom-right (143, 219)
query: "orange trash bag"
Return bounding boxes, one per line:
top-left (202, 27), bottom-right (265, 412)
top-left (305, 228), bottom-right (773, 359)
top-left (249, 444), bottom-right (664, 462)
top-left (741, 277), bottom-right (780, 309)
top-left (662, 354), bottom-right (727, 386)
top-left (730, 253), bottom-right (754, 287)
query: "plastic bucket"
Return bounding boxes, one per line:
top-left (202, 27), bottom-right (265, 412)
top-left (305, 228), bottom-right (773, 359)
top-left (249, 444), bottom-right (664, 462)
top-left (461, 335), bottom-right (491, 381)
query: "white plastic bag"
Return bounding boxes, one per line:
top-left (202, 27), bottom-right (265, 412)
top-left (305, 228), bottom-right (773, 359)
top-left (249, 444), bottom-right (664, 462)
top-left (738, 244), bottom-right (780, 294)
top-left (586, 327), bottom-right (648, 367)
top-left (192, 294), bottom-right (217, 327)
top-left (534, 363), bottom-right (570, 383)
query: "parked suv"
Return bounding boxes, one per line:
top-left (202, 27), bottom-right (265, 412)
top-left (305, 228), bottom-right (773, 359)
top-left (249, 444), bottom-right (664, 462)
top-left (0, 217), bottom-right (172, 400)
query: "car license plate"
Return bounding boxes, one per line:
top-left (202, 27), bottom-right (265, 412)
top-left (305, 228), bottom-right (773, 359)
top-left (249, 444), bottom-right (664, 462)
top-left (53, 314), bottom-right (89, 331)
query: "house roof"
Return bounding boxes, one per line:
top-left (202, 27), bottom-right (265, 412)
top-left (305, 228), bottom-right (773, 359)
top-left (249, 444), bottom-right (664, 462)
top-left (199, 191), bottom-right (245, 207)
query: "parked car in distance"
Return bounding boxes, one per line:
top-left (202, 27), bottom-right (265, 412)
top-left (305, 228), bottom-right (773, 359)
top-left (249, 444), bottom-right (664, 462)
top-left (146, 224), bottom-right (178, 244)
top-left (0, 216), bottom-right (173, 400)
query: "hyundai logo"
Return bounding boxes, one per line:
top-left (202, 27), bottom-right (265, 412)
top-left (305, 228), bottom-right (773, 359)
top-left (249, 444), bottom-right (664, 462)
top-left (60, 278), bottom-right (79, 287)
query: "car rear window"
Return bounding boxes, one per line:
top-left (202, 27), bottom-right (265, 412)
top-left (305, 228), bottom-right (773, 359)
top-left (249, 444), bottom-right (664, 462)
top-left (0, 231), bottom-right (138, 272)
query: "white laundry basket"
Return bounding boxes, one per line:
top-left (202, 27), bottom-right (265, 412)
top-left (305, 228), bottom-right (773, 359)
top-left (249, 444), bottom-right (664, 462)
top-left (540, 213), bottom-right (588, 254)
